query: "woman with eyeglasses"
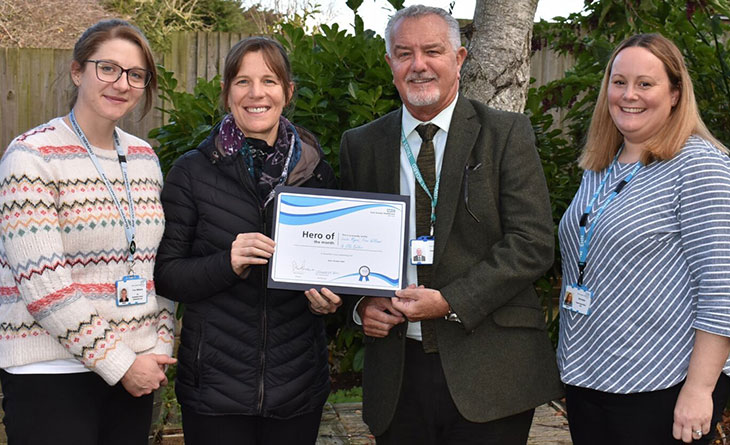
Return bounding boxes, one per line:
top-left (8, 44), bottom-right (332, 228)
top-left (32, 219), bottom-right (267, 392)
top-left (0, 19), bottom-right (175, 444)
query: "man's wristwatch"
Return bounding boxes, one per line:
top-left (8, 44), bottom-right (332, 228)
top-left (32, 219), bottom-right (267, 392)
top-left (445, 309), bottom-right (461, 323)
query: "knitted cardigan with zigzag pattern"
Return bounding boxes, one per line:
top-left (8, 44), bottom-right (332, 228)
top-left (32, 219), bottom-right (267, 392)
top-left (0, 117), bottom-right (175, 385)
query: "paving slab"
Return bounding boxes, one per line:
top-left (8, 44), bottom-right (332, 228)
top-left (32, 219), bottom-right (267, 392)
top-left (528, 402), bottom-right (572, 445)
top-left (316, 402), bottom-right (571, 445)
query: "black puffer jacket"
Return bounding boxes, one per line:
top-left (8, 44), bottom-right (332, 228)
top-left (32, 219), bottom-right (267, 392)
top-left (154, 124), bottom-right (336, 418)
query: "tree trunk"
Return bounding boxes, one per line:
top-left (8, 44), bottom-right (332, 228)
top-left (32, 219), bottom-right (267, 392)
top-left (460, 0), bottom-right (538, 113)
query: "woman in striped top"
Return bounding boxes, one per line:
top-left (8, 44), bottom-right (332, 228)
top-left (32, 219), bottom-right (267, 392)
top-left (558, 34), bottom-right (730, 444)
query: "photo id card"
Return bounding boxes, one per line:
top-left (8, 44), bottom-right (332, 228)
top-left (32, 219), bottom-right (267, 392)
top-left (116, 275), bottom-right (147, 306)
top-left (563, 284), bottom-right (592, 315)
top-left (410, 236), bottom-right (434, 265)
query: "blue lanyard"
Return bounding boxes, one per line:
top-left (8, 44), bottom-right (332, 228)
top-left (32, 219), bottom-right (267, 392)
top-left (69, 110), bottom-right (137, 271)
top-left (401, 128), bottom-right (440, 236)
top-left (577, 148), bottom-right (641, 285)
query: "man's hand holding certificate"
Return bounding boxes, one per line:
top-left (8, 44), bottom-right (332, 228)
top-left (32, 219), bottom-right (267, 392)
top-left (268, 187), bottom-right (409, 297)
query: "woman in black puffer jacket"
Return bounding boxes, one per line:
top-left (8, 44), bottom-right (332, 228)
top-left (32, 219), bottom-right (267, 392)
top-left (154, 37), bottom-right (340, 445)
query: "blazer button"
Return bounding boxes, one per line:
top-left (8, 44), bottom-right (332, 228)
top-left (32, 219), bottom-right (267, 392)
top-left (397, 331), bottom-right (403, 339)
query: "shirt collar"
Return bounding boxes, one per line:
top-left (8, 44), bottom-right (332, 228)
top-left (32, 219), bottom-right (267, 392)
top-left (401, 93), bottom-right (459, 137)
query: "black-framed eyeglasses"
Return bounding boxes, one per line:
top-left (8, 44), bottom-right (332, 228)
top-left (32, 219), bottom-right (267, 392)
top-left (84, 59), bottom-right (152, 89)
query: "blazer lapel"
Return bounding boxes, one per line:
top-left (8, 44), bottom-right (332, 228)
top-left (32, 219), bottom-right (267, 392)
top-left (433, 97), bottom-right (480, 269)
top-left (372, 109), bottom-right (402, 194)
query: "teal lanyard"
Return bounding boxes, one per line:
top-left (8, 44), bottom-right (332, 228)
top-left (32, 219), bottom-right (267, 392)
top-left (69, 110), bottom-right (137, 271)
top-left (577, 148), bottom-right (641, 285)
top-left (401, 128), bottom-right (440, 236)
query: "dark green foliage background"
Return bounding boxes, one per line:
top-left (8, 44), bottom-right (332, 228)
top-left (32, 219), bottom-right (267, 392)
top-left (149, 69), bottom-right (224, 176)
top-left (277, 20), bottom-right (400, 173)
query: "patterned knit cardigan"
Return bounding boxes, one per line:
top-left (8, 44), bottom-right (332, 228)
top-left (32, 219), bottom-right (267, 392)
top-left (0, 117), bottom-right (175, 385)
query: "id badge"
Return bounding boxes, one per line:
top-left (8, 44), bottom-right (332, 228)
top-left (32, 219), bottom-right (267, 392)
top-left (563, 284), bottom-right (593, 315)
top-left (115, 275), bottom-right (147, 306)
top-left (410, 236), bottom-right (434, 265)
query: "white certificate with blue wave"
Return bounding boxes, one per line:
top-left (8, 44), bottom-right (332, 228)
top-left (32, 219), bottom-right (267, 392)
top-left (269, 186), bottom-right (409, 297)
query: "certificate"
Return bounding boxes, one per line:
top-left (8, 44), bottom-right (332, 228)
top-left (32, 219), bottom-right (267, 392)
top-left (268, 186), bottom-right (409, 297)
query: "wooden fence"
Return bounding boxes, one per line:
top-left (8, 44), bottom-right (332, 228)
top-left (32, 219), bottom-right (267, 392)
top-left (0, 31), bottom-right (573, 151)
top-left (0, 31), bottom-right (249, 151)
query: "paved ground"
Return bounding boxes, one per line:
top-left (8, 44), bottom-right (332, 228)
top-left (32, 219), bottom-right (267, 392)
top-left (316, 402), bottom-right (374, 445)
top-left (152, 400), bottom-right (572, 444)
top-left (0, 397), bottom-right (572, 444)
top-left (525, 402), bottom-right (573, 445)
top-left (314, 402), bottom-right (572, 445)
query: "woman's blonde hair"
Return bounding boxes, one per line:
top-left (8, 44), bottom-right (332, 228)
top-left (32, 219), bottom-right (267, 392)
top-left (580, 33), bottom-right (726, 171)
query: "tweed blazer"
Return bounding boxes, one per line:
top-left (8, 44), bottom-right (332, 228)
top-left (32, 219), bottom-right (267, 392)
top-left (339, 96), bottom-right (564, 435)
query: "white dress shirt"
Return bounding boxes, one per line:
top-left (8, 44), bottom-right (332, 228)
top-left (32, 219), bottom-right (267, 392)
top-left (354, 94), bottom-right (458, 341)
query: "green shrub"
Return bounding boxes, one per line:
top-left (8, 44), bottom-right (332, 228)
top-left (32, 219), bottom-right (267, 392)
top-left (149, 67), bottom-right (223, 176)
top-left (276, 20), bottom-right (400, 172)
top-left (527, 101), bottom-right (581, 344)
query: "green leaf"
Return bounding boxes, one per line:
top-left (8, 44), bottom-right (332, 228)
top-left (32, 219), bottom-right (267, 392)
top-left (347, 82), bottom-right (359, 99)
top-left (353, 347), bottom-right (365, 372)
top-left (346, 0), bottom-right (363, 13)
top-left (386, 0), bottom-right (405, 10)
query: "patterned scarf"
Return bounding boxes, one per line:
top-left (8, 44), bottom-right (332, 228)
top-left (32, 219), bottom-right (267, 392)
top-left (218, 113), bottom-right (302, 206)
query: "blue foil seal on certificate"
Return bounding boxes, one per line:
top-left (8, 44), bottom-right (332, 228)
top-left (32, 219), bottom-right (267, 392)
top-left (358, 266), bottom-right (370, 281)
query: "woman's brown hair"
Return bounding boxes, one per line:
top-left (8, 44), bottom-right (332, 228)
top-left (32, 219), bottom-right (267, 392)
top-left (220, 36), bottom-right (294, 110)
top-left (69, 19), bottom-right (157, 116)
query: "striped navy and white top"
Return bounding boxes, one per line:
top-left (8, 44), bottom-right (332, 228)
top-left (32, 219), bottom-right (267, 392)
top-left (558, 136), bottom-right (730, 393)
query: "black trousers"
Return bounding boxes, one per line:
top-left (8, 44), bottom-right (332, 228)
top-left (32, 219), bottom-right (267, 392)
top-left (0, 369), bottom-right (153, 445)
top-left (180, 404), bottom-right (323, 445)
top-left (376, 339), bottom-right (535, 445)
top-left (566, 373), bottom-right (730, 445)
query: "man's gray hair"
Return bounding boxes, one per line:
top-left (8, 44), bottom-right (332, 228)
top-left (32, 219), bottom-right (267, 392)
top-left (384, 5), bottom-right (461, 56)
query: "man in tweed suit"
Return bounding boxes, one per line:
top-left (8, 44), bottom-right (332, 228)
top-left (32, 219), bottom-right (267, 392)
top-left (339, 5), bottom-right (563, 444)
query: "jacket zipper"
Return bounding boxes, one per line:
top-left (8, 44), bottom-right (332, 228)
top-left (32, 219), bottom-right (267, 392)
top-left (257, 203), bottom-right (268, 413)
top-left (254, 167), bottom-right (325, 409)
top-left (233, 156), bottom-right (323, 413)
top-left (193, 333), bottom-right (202, 386)
top-left (234, 158), bottom-right (269, 414)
